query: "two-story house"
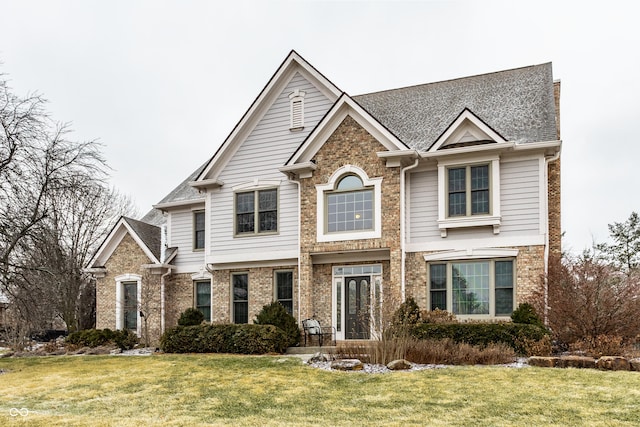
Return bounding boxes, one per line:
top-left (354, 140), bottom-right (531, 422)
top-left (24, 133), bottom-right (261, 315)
top-left (87, 51), bottom-right (561, 344)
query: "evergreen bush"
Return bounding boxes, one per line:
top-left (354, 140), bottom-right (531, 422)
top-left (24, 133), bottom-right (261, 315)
top-left (411, 322), bottom-right (549, 355)
top-left (160, 324), bottom-right (289, 354)
top-left (65, 328), bottom-right (139, 350)
top-left (178, 308), bottom-right (205, 326)
top-left (254, 301), bottom-right (300, 347)
top-left (511, 303), bottom-right (544, 327)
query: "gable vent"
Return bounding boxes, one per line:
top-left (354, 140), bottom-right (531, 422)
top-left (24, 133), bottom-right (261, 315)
top-left (289, 89), bottom-right (306, 130)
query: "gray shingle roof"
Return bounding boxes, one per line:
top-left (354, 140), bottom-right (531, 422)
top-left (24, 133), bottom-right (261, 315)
top-left (123, 217), bottom-right (161, 262)
top-left (156, 161), bottom-right (208, 205)
top-left (354, 63), bottom-right (557, 151)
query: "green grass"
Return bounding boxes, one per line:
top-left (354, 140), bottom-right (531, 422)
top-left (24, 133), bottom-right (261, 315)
top-left (0, 354), bottom-right (639, 426)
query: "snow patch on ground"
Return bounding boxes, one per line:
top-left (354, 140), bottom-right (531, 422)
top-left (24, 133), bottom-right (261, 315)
top-left (306, 357), bottom-right (530, 373)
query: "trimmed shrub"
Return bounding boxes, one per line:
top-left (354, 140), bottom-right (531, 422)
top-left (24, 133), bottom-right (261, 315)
top-left (393, 297), bottom-right (421, 327)
top-left (511, 303), bottom-right (544, 327)
top-left (66, 328), bottom-right (138, 350)
top-left (178, 308), bottom-right (205, 326)
top-left (411, 322), bottom-right (549, 355)
top-left (160, 324), bottom-right (289, 354)
top-left (254, 301), bottom-right (300, 347)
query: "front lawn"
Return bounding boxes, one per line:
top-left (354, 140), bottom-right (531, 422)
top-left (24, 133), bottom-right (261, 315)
top-left (0, 354), bottom-right (638, 426)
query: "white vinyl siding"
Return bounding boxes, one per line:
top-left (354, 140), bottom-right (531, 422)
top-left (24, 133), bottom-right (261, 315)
top-left (408, 157), bottom-right (542, 244)
top-left (210, 72), bottom-right (333, 259)
top-left (169, 209), bottom-right (206, 267)
top-left (408, 169), bottom-right (440, 240)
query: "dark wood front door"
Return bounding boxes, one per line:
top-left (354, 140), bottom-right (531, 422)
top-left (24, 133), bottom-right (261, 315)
top-left (345, 276), bottom-right (370, 339)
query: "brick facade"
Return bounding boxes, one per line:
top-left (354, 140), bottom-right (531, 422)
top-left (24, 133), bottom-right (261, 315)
top-left (95, 233), bottom-right (163, 344)
top-left (297, 115), bottom-right (402, 326)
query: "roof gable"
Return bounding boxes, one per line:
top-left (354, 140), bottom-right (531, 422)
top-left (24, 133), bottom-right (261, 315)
top-left (283, 94), bottom-right (411, 169)
top-left (195, 50), bottom-right (342, 185)
top-left (430, 108), bottom-right (507, 151)
top-left (88, 216), bottom-right (161, 268)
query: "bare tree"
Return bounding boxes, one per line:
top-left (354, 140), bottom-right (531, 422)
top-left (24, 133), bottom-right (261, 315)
top-left (29, 184), bottom-right (137, 332)
top-left (544, 251), bottom-right (640, 347)
top-left (0, 71), bottom-right (114, 342)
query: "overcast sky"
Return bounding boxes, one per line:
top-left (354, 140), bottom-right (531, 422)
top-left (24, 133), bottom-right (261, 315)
top-left (1, 0), bottom-right (638, 253)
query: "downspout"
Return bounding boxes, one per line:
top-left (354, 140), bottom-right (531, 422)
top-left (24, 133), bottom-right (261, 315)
top-left (289, 175), bottom-right (302, 326)
top-left (400, 156), bottom-right (420, 302)
top-left (543, 149), bottom-right (561, 326)
top-left (160, 268), bottom-right (171, 334)
top-left (160, 224), bottom-right (169, 334)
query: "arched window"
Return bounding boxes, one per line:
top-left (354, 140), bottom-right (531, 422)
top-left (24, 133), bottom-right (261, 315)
top-left (327, 174), bottom-right (374, 233)
top-left (316, 165), bottom-right (382, 242)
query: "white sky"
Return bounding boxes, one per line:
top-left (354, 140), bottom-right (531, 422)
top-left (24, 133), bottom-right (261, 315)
top-left (1, 0), bottom-right (638, 254)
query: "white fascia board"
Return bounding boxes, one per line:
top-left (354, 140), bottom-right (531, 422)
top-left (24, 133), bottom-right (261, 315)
top-left (423, 247), bottom-right (520, 262)
top-left (196, 52), bottom-right (341, 183)
top-left (189, 179), bottom-right (223, 190)
top-left (419, 141), bottom-right (515, 161)
top-left (513, 139), bottom-right (562, 156)
top-left (152, 198), bottom-right (206, 211)
top-left (89, 219), bottom-right (161, 267)
top-left (206, 249), bottom-right (299, 266)
top-left (287, 96), bottom-right (408, 166)
top-left (279, 161), bottom-right (317, 179)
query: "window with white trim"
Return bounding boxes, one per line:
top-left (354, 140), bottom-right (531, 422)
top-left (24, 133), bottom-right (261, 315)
top-left (193, 210), bottom-right (205, 250)
top-left (115, 274), bottom-right (141, 335)
top-left (447, 164), bottom-right (490, 217)
top-left (316, 165), bottom-right (382, 242)
top-left (437, 157), bottom-right (501, 236)
top-left (235, 188), bottom-right (278, 235)
top-left (122, 282), bottom-right (138, 330)
top-left (428, 259), bottom-right (514, 317)
top-left (327, 175), bottom-right (374, 233)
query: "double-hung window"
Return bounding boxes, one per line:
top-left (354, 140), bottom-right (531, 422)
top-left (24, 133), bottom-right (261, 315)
top-left (235, 189), bottom-right (278, 235)
top-left (428, 259), bottom-right (514, 317)
top-left (193, 211), bottom-right (205, 250)
top-left (447, 164), bottom-right (490, 217)
top-left (275, 271), bottom-right (293, 315)
top-left (195, 280), bottom-right (211, 322)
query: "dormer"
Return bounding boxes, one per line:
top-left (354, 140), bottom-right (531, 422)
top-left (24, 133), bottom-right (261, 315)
top-left (430, 108), bottom-right (507, 151)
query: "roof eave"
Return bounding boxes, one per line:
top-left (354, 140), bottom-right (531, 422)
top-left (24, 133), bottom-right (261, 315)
top-left (153, 197), bottom-right (207, 211)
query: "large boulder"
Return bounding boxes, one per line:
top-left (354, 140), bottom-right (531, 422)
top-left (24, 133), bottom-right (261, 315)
top-left (528, 356), bottom-right (559, 368)
top-left (629, 358), bottom-right (640, 372)
top-left (558, 355), bottom-right (597, 369)
top-left (596, 356), bottom-right (630, 371)
top-left (387, 359), bottom-right (412, 370)
top-left (331, 359), bottom-right (364, 371)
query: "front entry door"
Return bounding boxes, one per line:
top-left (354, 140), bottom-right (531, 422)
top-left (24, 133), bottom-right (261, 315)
top-left (345, 276), bottom-right (370, 339)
